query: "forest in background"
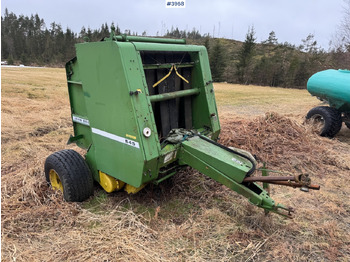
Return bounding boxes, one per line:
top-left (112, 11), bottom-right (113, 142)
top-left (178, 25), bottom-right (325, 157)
top-left (2, 8), bottom-right (350, 88)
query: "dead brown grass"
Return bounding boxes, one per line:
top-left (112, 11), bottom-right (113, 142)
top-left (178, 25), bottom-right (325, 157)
top-left (2, 68), bottom-right (350, 261)
top-left (214, 83), bottom-right (320, 119)
top-left (220, 112), bottom-right (350, 174)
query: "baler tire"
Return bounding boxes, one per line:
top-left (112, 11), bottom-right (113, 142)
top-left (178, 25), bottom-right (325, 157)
top-left (44, 149), bottom-right (94, 202)
top-left (306, 106), bottom-right (342, 137)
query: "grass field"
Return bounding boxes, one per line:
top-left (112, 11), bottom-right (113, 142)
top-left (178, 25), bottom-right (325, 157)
top-left (2, 67), bottom-right (350, 261)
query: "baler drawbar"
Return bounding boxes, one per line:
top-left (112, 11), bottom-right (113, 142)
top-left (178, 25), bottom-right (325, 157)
top-left (44, 30), bottom-right (319, 218)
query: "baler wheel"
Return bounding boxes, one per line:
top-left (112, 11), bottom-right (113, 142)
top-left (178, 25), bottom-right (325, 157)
top-left (44, 149), bottom-right (94, 202)
top-left (306, 106), bottom-right (342, 137)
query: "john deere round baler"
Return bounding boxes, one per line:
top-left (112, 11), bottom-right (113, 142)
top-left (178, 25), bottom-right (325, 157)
top-left (45, 31), bottom-right (319, 218)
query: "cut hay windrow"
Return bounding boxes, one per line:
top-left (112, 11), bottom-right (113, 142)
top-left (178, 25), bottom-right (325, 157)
top-left (220, 112), bottom-right (349, 174)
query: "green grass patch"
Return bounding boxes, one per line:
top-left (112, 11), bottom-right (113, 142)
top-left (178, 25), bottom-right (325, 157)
top-left (82, 190), bottom-right (109, 213)
top-left (160, 199), bottom-right (195, 221)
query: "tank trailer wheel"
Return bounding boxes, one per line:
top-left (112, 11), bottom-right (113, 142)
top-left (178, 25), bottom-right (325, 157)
top-left (344, 113), bottom-right (350, 129)
top-left (44, 149), bottom-right (94, 202)
top-left (306, 106), bottom-right (342, 137)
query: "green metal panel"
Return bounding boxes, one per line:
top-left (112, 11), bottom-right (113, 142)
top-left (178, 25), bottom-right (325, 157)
top-left (114, 35), bottom-right (186, 44)
top-left (133, 42), bottom-right (202, 52)
top-left (149, 88), bottom-right (200, 102)
top-left (120, 42), bottom-right (161, 163)
top-left (66, 58), bottom-right (92, 149)
top-left (190, 48), bottom-right (220, 138)
top-left (74, 41), bottom-right (159, 187)
top-left (307, 69), bottom-right (350, 112)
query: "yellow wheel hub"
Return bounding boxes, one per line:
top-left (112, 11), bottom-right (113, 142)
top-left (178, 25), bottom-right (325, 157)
top-left (49, 169), bottom-right (63, 192)
top-left (99, 171), bottom-right (125, 193)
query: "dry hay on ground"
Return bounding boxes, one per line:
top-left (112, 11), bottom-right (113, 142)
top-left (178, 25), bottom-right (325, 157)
top-left (2, 113), bottom-right (350, 262)
top-left (1, 167), bottom-right (162, 262)
top-left (220, 112), bottom-right (350, 174)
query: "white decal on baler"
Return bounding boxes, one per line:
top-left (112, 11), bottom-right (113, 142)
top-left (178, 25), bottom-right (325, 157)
top-left (72, 115), bottom-right (90, 126)
top-left (91, 128), bottom-right (140, 149)
top-left (231, 158), bottom-right (243, 166)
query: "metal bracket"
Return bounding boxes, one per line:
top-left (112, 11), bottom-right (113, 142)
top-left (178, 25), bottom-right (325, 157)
top-left (67, 134), bottom-right (84, 145)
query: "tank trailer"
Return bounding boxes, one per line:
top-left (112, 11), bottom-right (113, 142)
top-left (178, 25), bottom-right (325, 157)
top-left (306, 69), bottom-right (350, 137)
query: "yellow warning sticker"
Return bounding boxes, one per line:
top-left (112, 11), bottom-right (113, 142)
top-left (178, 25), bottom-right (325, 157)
top-left (126, 134), bottom-right (137, 140)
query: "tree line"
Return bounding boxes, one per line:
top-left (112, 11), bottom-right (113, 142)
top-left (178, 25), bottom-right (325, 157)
top-left (2, 8), bottom-right (349, 88)
top-left (1, 9), bottom-right (118, 66)
top-left (205, 28), bottom-right (349, 88)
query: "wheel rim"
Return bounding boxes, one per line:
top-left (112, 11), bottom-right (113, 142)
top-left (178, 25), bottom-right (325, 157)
top-left (309, 114), bottom-right (325, 134)
top-left (49, 169), bottom-right (63, 192)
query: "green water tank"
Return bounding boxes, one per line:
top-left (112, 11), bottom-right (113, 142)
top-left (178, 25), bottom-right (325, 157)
top-left (307, 69), bottom-right (350, 111)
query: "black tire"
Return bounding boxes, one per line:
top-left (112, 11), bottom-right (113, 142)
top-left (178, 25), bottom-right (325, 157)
top-left (306, 106), bottom-right (342, 137)
top-left (345, 113), bottom-right (350, 129)
top-left (44, 149), bottom-right (94, 202)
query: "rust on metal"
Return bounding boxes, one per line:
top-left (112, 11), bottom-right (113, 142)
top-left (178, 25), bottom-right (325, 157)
top-left (243, 176), bottom-right (296, 182)
top-left (267, 181), bottom-right (320, 190)
top-left (243, 173), bottom-right (320, 191)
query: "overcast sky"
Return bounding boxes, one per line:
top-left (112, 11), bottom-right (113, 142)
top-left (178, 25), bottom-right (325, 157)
top-left (1, 0), bottom-right (346, 49)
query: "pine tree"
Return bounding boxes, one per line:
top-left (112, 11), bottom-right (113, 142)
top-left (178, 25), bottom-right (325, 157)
top-left (267, 31), bottom-right (278, 45)
top-left (210, 39), bottom-right (226, 82)
top-left (204, 37), bottom-right (210, 54)
top-left (235, 26), bottom-right (256, 84)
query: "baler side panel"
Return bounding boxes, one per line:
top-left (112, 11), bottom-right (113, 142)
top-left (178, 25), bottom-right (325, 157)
top-left (118, 43), bottom-right (161, 182)
top-left (75, 41), bottom-right (146, 187)
top-left (66, 58), bottom-right (92, 149)
top-left (191, 47), bottom-right (220, 138)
